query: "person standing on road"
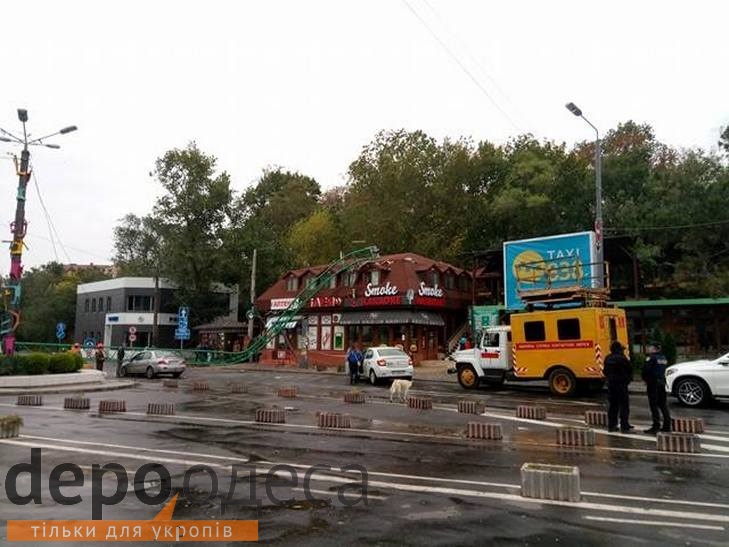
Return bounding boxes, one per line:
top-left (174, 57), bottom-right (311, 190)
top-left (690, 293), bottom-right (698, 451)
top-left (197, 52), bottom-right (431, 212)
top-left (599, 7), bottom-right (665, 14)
top-left (642, 342), bottom-right (671, 434)
top-left (603, 341), bottom-right (634, 433)
top-left (346, 343), bottom-right (362, 385)
top-left (116, 344), bottom-right (126, 377)
top-left (95, 343), bottom-right (106, 373)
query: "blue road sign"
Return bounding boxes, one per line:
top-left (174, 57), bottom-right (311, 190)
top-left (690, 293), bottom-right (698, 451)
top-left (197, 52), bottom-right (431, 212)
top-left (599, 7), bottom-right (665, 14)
top-left (56, 322), bottom-right (66, 341)
top-left (83, 337), bottom-right (96, 348)
top-left (178, 306), bottom-right (189, 329)
top-left (175, 328), bottom-right (191, 341)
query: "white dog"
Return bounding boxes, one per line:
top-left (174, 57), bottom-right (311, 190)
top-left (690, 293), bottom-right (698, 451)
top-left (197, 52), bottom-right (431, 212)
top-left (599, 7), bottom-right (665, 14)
top-left (390, 379), bottom-right (413, 403)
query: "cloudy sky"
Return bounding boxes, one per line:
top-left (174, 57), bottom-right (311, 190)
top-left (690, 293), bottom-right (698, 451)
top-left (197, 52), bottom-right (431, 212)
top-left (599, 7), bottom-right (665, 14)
top-left (1, 0), bottom-right (727, 273)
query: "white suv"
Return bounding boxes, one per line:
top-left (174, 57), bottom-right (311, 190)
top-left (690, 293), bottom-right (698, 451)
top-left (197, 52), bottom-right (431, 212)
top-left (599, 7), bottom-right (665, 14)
top-left (361, 347), bottom-right (413, 385)
top-left (666, 352), bottom-right (729, 406)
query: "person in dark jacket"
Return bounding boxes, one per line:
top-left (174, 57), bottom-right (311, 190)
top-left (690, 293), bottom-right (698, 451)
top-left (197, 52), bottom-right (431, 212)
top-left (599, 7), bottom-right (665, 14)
top-left (116, 345), bottom-right (126, 378)
top-left (642, 342), bottom-right (671, 434)
top-left (603, 340), bottom-right (634, 432)
top-left (346, 344), bottom-right (363, 385)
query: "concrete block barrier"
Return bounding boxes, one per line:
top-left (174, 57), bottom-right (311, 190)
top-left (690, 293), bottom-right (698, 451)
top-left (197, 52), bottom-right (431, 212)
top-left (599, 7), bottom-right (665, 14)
top-left (162, 379), bottom-right (179, 389)
top-left (657, 432), bottom-right (701, 453)
top-left (671, 417), bottom-right (705, 434)
top-left (556, 426), bottom-right (596, 447)
top-left (63, 397), bottom-right (90, 410)
top-left (0, 416), bottom-right (22, 438)
top-left (317, 412), bottom-right (352, 429)
top-left (255, 408), bottom-right (286, 424)
top-left (16, 395), bottom-right (43, 406)
top-left (343, 391), bottom-right (366, 404)
top-left (520, 463), bottom-right (581, 502)
top-left (584, 410), bottom-right (608, 427)
top-left (466, 422), bottom-right (502, 440)
top-left (458, 400), bottom-right (484, 415)
top-left (516, 405), bottom-right (546, 420)
top-left (147, 403), bottom-right (175, 416)
top-left (407, 396), bottom-right (433, 410)
top-left (192, 381), bottom-right (209, 392)
top-left (231, 383), bottom-right (247, 394)
top-left (277, 386), bottom-right (299, 398)
top-left (98, 400), bottom-right (127, 413)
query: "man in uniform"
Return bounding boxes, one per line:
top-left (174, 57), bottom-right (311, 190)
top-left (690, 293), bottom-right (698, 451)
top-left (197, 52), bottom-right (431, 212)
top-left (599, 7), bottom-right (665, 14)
top-left (603, 340), bottom-right (634, 432)
top-left (642, 342), bottom-right (671, 434)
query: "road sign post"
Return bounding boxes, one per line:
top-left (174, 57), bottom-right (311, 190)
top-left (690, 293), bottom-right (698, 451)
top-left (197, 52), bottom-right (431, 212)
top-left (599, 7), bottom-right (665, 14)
top-left (175, 306), bottom-right (191, 348)
top-left (55, 322), bottom-right (66, 343)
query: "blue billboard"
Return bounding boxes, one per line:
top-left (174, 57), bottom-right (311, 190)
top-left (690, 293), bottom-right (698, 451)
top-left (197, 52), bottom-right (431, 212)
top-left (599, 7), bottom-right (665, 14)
top-left (503, 231), bottom-right (596, 310)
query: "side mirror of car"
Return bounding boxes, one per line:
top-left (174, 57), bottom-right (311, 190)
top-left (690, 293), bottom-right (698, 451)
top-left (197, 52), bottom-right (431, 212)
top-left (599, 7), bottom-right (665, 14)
top-left (719, 360), bottom-right (729, 366)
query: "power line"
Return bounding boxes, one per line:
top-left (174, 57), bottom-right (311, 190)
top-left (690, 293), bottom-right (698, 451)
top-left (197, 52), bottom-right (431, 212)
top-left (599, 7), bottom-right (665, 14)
top-left (606, 218), bottom-right (729, 235)
top-left (400, 0), bottom-right (523, 134)
top-left (30, 167), bottom-right (72, 262)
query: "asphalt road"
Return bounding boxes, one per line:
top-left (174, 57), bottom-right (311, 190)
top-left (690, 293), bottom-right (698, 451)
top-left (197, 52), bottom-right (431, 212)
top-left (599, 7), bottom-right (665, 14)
top-left (1, 366), bottom-right (728, 546)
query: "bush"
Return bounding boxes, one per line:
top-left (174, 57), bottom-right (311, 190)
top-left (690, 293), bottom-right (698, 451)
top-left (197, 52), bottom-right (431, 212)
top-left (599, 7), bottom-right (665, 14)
top-left (0, 351), bottom-right (82, 375)
top-left (49, 352), bottom-right (83, 374)
top-left (18, 353), bottom-right (50, 375)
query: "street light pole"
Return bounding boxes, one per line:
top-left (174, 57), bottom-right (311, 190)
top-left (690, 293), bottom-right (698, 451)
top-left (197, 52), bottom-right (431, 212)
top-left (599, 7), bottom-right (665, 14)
top-left (0, 109), bottom-right (77, 355)
top-left (565, 102), bottom-right (604, 288)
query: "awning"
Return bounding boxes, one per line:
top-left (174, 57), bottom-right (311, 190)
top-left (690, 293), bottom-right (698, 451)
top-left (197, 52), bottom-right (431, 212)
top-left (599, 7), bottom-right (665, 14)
top-left (265, 316), bottom-right (302, 330)
top-left (339, 310), bottom-right (444, 327)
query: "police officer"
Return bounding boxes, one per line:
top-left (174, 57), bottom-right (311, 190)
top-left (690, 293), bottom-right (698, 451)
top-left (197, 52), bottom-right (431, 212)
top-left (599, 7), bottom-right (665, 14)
top-left (603, 340), bottom-right (634, 432)
top-left (642, 342), bottom-right (671, 434)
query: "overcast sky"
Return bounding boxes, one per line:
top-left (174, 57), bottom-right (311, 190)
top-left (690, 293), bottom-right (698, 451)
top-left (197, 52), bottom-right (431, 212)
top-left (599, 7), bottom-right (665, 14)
top-left (1, 0), bottom-right (727, 273)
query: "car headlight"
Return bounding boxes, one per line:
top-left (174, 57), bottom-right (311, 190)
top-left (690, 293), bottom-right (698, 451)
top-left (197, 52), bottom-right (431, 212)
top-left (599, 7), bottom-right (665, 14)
top-left (666, 368), bottom-right (677, 377)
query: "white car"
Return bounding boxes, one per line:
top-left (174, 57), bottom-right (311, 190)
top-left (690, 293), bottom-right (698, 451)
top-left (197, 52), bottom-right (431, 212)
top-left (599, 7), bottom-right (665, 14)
top-left (666, 352), bottom-right (729, 406)
top-left (361, 346), bottom-right (413, 385)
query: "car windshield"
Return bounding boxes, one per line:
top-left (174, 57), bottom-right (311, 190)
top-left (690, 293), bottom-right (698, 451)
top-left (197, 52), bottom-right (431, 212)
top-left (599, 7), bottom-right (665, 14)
top-left (377, 349), bottom-right (407, 358)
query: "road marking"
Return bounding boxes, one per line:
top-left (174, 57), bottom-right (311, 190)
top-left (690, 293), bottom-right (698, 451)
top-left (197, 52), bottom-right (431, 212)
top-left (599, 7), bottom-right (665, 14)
top-left (583, 515), bottom-right (724, 531)
top-left (293, 488), bottom-right (388, 501)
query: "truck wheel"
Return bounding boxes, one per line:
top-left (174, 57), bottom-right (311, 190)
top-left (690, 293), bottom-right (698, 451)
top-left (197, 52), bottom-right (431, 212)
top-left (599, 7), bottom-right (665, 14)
top-left (548, 368), bottom-right (577, 396)
top-left (457, 365), bottom-right (480, 390)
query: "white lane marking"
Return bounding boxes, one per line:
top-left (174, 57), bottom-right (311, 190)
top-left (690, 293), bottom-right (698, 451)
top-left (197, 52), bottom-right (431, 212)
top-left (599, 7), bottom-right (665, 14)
top-left (293, 488), bottom-right (388, 501)
top-left (581, 491), bottom-right (729, 510)
top-left (583, 515), bottom-right (724, 531)
top-left (699, 434), bottom-right (729, 443)
top-left (701, 443), bottom-right (729, 453)
top-left (19, 435), bottom-right (247, 463)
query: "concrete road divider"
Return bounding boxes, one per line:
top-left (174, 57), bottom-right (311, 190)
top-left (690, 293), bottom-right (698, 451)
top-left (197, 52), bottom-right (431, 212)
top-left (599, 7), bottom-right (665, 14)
top-left (520, 463), bottom-right (581, 502)
top-left (343, 391), bottom-right (366, 404)
top-left (317, 412), bottom-right (352, 429)
top-left (0, 415), bottom-right (22, 438)
top-left (162, 379), bottom-right (178, 389)
top-left (255, 408), bottom-right (286, 424)
top-left (407, 396), bottom-right (433, 410)
top-left (671, 417), bottom-right (705, 434)
top-left (466, 422), bottom-right (502, 440)
top-left (98, 400), bottom-right (127, 413)
top-left (556, 426), bottom-right (596, 447)
top-left (147, 403), bottom-right (175, 416)
top-left (458, 400), bottom-right (484, 415)
top-left (277, 386), bottom-right (299, 398)
top-left (657, 432), bottom-right (701, 453)
top-left (16, 395), bottom-right (43, 406)
top-left (63, 397), bottom-right (90, 410)
top-left (516, 405), bottom-right (546, 420)
top-left (231, 383), bottom-right (247, 394)
top-left (192, 381), bottom-right (209, 392)
top-left (584, 410), bottom-right (608, 427)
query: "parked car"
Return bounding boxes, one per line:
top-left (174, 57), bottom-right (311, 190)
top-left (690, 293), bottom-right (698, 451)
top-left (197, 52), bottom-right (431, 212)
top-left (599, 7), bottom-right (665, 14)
top-left (120, 350), bottom-right (186, 379)
top-left (666, 352), bottom-right (729, 406)
top-left (360, 346), bottom-right (413, 385)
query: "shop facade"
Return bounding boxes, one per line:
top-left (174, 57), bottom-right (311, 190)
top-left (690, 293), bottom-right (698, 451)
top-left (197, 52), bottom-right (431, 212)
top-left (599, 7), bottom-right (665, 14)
top-left (256, 253), bottom-right (473, 366)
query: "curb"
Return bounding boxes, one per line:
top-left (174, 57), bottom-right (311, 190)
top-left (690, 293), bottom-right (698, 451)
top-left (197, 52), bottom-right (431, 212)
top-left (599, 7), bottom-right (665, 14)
top-left (0, 380), bottom-right (135, 396)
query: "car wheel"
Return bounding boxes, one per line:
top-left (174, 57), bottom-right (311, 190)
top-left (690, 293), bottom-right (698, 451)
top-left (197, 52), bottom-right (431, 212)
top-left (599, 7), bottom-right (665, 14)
top-left (676, 377), bottom-right (710, 407)
top-left (369, 369), bottom-right (378, 386)
top-left (548, 367), bottom-right (577, 397)
top-left (457, 365), bottom-right (480, 390)
top-left (145, 367), bottom-right (156, 380)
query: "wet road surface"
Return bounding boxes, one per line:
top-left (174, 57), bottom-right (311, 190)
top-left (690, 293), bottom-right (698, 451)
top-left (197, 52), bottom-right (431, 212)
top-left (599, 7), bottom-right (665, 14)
top-left (1, 367), bottom-right (728, 546)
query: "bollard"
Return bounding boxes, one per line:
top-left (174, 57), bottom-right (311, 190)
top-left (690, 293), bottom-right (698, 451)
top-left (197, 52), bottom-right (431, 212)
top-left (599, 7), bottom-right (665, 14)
top-left (317, 412), bottom-right (352, 429)
top-left (231, 383), bottom-right (247, 394)
top-left (192, 381), bottom-right (209, 392)
top-left (147, 403), bottom-right (175, 416)
top-left (0, 415), bottom-right (22, 438)
top-left (466, 422), bottom-right (502, 440)
top-left (556, 426), bottom-right (596, 447)
top-left (16, 395), bottom-right (43, 406)
top-left (407, 396), bottom-right (433, 410)
top-left (516, 405), bottom-right (546, 420)
top-left (656, 432), bottom-right (701, 453)
top-left (162, 379), bottom-right (179, 389)
top-left (584, 410), bottom-right (608, 427)
top-left (458, 400), bottom-right (484, 415)
top-left (63, 397), bottom-right (90, 410)
top-left (343, 391), bottom-right (366, 404)
top-left (277, 386), bottom-right (299, 398)
top-left (520, 463), bottom-right (581, 502)
top-left (671, 417), bottom-right (705, 434)
top-left (255, 408), bottom-right (286, 424)
top-left (98, 400), bottom-right (127, 413)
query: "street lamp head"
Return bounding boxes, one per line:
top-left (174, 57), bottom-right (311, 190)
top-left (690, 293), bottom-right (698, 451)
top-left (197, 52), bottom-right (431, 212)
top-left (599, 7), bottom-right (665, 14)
top-left (565, 102), bottom-right (582, 117)
top-left (17, 109), bottom-right (28, 123)
top-left (59, 125), bottom-right (77, 134)
top-left (44, 143), bottom-right (61, 149)
top-left (0, 136), bottom-right (12, 143)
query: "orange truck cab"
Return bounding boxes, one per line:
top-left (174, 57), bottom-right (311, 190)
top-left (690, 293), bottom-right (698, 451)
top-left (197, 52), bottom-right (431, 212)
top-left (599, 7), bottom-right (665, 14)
top-left (449, 306), bottom-right (629, 396)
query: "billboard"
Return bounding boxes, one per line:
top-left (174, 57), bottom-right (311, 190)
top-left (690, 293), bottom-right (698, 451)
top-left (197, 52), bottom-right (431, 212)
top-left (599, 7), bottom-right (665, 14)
top-left (503, 231), bottom-right (596, 310)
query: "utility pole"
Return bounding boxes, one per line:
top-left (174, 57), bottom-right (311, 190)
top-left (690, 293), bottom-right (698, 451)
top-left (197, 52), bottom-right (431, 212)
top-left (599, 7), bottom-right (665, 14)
top-left (0, 109), bottom-right (77, 355)
top-left (247, 249), bottom-right (257, 340)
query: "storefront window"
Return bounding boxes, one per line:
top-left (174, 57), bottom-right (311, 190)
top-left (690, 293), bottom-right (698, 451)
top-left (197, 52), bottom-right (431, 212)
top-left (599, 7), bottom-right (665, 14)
top-left (361, 325), bottom-right (373, 345)
top-left (378, 325), bottom-right (389, 345)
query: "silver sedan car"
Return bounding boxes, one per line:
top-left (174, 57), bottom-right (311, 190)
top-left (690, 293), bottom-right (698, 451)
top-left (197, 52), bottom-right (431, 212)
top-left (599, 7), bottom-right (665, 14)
top-left (120, 350), bottom-right (186, 379)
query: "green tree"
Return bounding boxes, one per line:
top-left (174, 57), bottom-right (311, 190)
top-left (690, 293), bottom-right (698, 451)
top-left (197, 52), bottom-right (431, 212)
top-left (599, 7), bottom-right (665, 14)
top-left (112, 214), bottom-right (162, 276)
top-left (286, 210), bottom-right (344, 266)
